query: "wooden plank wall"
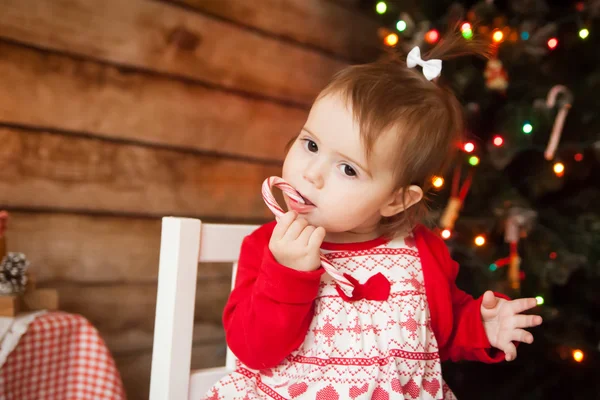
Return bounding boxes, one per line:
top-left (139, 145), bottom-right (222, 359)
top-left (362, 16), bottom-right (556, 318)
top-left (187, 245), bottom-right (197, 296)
top-left (0, 1), bottom-right (380, 398)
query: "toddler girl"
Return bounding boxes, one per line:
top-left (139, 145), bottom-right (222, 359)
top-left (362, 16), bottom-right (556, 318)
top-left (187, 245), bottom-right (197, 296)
top-left (204, 34), bottom-right (542, 400)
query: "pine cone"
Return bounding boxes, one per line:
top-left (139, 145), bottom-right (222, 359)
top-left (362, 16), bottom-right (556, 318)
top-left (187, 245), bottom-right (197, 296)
top-left (0, 252), bottom-right (29, 294)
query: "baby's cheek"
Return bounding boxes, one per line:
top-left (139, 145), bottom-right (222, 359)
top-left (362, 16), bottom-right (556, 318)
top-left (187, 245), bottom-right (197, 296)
top-left (326, 205), bottom-right (366, 229)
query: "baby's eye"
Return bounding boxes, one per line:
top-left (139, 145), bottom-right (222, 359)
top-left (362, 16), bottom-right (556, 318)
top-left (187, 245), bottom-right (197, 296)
top-left (303, 139), bottom-right (318, 153)
top-left (341, 164), bottom-right (357, 177)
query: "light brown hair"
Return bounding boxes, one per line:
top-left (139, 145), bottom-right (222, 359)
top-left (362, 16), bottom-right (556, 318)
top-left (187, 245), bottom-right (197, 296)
top-left (318, 32), bottom-right (491, 238)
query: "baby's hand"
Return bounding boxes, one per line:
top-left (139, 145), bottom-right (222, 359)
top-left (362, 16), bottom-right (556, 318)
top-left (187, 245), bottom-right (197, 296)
top-left (269, 211), bottom-right (326, 272)
top-left (480, 290), bottom-right (543, 362)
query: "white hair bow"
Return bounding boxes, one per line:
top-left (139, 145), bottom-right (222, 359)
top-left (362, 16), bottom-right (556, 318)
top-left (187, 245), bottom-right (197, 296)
top-left (406, 46), bottom-right (442, 81)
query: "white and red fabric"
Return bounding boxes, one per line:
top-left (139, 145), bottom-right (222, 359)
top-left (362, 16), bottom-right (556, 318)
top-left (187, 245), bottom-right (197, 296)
top-left (0, 311), bottom-right (125, 400)
top-left (204, 234), bottom-right (456, 399)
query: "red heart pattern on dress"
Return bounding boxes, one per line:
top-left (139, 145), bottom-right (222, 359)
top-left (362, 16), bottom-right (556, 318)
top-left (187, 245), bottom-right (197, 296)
top-left (391, 378), bottom-right (403, 393)
top-left (316, 385), bottom-right (339, 400)
top-left (288, 382), bottom-right (308, 398)
top-left (402, 378), bottom-right (420, 399)
top-left (371, 387), bottom-right (390, 400)
top-left (349, 383), bottom-right (369, 398)
top-left (423, 378), bottom-right (441, 397)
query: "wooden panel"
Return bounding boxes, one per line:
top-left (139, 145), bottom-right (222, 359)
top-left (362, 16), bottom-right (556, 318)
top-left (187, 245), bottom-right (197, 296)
top-left (103, 322), bottom-right (224, 355)
top-left (172, 0), bottom-right (381, 61)
top-left (47, 281), bottom-right (231, 334)
top-left (328, 0), bottom-right (362, 6)
top-left (0, 0), bottom-right (346, 105)
top-left (0, 41), bottom-right (304, 161)
top-left (116, 342), bottom-right (225, 400)
top-left (0, 128), bottom-right (280, 218)
top-left (5, 212), bottom-right (240, 283)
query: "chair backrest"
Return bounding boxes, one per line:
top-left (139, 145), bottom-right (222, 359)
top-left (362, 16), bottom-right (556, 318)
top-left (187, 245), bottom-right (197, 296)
top-left (149, 217), bottom-right (258, 400)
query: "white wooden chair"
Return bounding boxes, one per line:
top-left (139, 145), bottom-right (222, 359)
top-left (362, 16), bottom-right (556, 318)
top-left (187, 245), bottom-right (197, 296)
top-left (149, 217), bottom-right (258, 400)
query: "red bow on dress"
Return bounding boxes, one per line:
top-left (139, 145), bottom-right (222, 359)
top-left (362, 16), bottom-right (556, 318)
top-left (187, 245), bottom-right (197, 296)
top-left (335, 272), bottom-right (391, 302)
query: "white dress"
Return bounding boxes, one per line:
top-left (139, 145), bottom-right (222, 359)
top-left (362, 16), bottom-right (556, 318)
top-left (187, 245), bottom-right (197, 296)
top-left (204, 233), bottom-right (457, 399)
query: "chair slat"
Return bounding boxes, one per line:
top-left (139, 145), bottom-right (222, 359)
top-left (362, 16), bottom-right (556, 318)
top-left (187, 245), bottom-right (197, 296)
top-left (150, 217), bottom-right (201, 400)
top-left (151, 218), bottom-right (259, 399)
top-left (198, 224), bottom-right (258, 262)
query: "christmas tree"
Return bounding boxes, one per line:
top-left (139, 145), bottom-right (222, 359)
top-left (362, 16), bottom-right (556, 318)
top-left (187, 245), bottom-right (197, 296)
top-left (364, 1), bottom-right (599, 398)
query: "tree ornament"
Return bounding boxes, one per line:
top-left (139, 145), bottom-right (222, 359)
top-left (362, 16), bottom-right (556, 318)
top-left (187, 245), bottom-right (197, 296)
top-left (503, 207), bottom-right (537, 290)
top-left (543, 85), bottom-right (573, 160)
top-left (484, 58), bottom-right (509, 92)
top-left (439, 164), bottom-right (474, 232)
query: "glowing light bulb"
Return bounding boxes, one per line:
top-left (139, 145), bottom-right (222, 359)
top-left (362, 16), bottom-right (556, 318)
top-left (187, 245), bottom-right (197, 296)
top-left (396, 20), bottom-right (407, 32)
top-left (548, 38), bottom-right (558, 49)
top-left (376, 2), bottom-right (387, 14)
top-left (522, 122), bottom-right (533, 134)
top-left (441, 229), bottom-right (451, 239)
top-left (474, 235), bottom-right (486, 246)
top-left (461, 23), bottom-right (473, 39)
top-left (432, 176), bottom-right (444, 188)
top-left (535, 296), bottom-right (544, 305)
top-left (492, 30), bottom-right (504, 43)
top-left (384, 33), bottom-right (399, 46)
top-left (553, 162), bottom-right (565, 176)
top-left (469, 156), bottom-right (480, 166)
top-left (573, 350), bottom-right (584, 363)
top-left (425, 29), bottom-right (440, 44)
top-left (463, 142), bottom-right (475, 153)
top-left (579, 28), bottom-right (589, 39)
top-left (493, 136), bottom-right (504, 147)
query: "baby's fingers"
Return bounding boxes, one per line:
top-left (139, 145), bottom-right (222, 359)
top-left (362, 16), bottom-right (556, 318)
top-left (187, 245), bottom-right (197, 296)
top-left (511, 328), bottom-right (534, 344)
top-left (508, 298), bottom-right (539, 314)
top-left (512, 314), bottom-right (543, 329)
top-left (283, 217), bottom-right (308, 241)
top-left (272, 211), bottom-right (297, 241)
top-left (503, 342), bottom-right (518, 362)
top-left (308, 226), bottom-right (326, 250)
top-left (298, 225), bottom-right (316, 245)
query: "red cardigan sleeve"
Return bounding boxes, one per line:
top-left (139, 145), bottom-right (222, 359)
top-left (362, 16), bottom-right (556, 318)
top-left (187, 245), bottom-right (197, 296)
top-left (433, 234), bottom-right (507, 363)
top-left (222, 223), bottom-right (325, 370)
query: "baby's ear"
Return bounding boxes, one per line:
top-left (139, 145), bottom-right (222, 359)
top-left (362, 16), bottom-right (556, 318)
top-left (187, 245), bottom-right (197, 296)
top-left (380, 185), bottom-right (424, 217)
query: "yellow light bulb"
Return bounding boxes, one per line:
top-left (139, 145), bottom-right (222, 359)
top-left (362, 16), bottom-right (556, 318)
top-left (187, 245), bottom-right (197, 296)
top-left (474, 235), bottom-right (486, 246)
top-left (432, 176), bottom-right (444, 188)
top-left (492, 30), bottom-right (504, 42)
top-left (384, 33), bottom-right (399, 46)
top-left (573, 350), bottom-right (584, 363)
top-left (553, 162), bottom-right (565, 175)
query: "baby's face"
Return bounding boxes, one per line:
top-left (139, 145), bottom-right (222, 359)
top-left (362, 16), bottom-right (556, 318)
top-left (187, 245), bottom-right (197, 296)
top-left (282, 94), bottom-right (398, 240)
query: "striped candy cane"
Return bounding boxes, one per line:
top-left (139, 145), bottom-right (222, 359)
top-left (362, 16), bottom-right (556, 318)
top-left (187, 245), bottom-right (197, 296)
top-left (544, 85), bottom-right (573, 161)
top-left (261, 177), bottom-right (355, 296)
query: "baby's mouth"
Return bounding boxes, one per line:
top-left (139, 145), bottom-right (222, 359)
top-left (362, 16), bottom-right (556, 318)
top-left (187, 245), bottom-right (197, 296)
top-left (298, 192), bottom-right (315, 206)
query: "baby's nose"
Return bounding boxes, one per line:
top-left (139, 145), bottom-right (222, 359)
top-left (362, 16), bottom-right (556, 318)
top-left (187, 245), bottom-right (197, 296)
top-left (303, 164), bottom-right (324, 189)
